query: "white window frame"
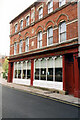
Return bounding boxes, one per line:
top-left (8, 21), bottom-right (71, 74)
top-left (26, 16), bottom-right (30, 26)
top-left (37, 31), bottom-right (42, 48)
top-left (19, 40), bottom-right (22, 54)
top-left (48, 0), bottom-right (53, 14)
top-left (15, 24), bottom-right (17, 33)
top-left (25, 37), bottom-right (29, 52)
top-left (59, 21), bottom-right (66, 43)
top-left (20, 20), bottom-right (23, 30)
top-left (14, 42), bottom-right (17, 55)
top-left (47, 27), bottom-right (53, 46)
top-left (59, 0), bottom-right (66, 7)
top-left (39, 7), bottom-right (43, 19)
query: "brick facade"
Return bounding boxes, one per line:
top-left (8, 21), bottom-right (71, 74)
top-left (8, 0), bottom-right (80, 98)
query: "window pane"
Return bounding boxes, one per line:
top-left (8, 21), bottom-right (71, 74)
top-left (18, 70), bottom-right (21, 78)
top-left (60, 32), bottom-right (66, 42)
top-left (41, 68), bottom-right (46, 80)
top-left (47, 68), bottom-right (53, 81)
top-left (55, 68), bottom-right (62, 82)
top-left (55, 57), bottom-right (62, 82)
top-left (27, 61), bottom-right (31, 79)
top-left (15, 70), bottom-right (17, 78)
top-left (23, 70), bottom-right (26, 79)
top-left (35, 69), bottom-right (39, 80)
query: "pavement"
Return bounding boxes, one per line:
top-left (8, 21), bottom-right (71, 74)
top-left (0, 78), bottom-right (80, 106)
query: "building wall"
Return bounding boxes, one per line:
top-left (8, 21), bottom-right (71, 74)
top-left (8, 1), bottom-right (80, 98)
top-left (10, 1), bottom-right (78, 56)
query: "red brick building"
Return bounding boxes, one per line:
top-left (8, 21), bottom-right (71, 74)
top-left (8, 0), bottom-right (80, 98)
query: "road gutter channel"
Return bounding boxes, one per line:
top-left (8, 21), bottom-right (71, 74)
top-left (1, 83), bottom-right (80, 108)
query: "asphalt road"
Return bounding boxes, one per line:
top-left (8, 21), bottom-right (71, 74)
top-left (1, 84), bottom-right (80, 118)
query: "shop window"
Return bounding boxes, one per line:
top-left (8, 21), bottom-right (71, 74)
top-left (47, 27), bottom-right (53, 46)
top-left (41, 59), bottom-right (46, 80)
top-left (14, 62), bottom-right (17, 78)
top-left (35, 60), bottom-right (40, 80)
top-left (27, 61), bottom-right (31, 79)
top-left (18, 62), bottom-right (21, 79)
top-left (55, 57), bottom-right (62, 82)
top-left (26, 16), bottom-right (29, 26)
top-left (22, 61), bottom-right (26, 79)
top-left (39, 7), bottom-right (43, 19)
top-left (38, 31), bottom-right (42, 48)
top-left (59, 0), bottom-right (65, 7)
top-left (14, 42), bottom-right (17, 55)
top-left (48, 0), bottom-right (53, 14)
top-left (59, 21), bottom-right (66, 42)
top-left (25, 37), bottom-right (29, 52)
top-left (34, 56), bottom-right (62, 82)
top-left (47, 57), bottom-right (53, 81)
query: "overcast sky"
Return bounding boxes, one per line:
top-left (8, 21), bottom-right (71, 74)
top-left (0, 0), bottom-right (36, 56)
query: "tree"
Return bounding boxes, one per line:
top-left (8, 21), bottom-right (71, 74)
top-left (2, 58), bottom-right (8, 74)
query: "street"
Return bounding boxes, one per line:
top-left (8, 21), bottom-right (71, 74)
top-left (1, 84), bottom-right (80, 118)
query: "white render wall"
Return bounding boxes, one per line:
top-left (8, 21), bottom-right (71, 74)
top-left (33, 80), bottom-right (63, 90)
top-left (13, 78), bottom-right (30, 86)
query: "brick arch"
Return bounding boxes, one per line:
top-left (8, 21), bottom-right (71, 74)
top-left (35, 25), bottom-right (44, 34)
top-left (45, 20), bottom-right (54, 31)
top-left (56, 13), bottom-right (69, 26)
top-left (24, 31), bottom-right (30, 40)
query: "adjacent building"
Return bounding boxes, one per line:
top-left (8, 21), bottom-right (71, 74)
top-left (8, 0), bottom-right (80, 98)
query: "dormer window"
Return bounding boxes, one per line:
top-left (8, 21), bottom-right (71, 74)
top-left (26, 16), bottom-right (29, 26)
top-left (20, 20), bottom-right (23, 30)
top-left (59, 0), bottom-right (65, 7)
top-left (15, 24), bottom-right (17, 33)
top-left (48, 0), bottom-right (53, 14)
top-left (39, 7), bottom-right (43, 19)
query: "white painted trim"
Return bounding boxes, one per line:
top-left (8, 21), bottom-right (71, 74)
top-left (46, 0), bottom-right (53, 5)
top-left (30, 36), bottom-right (37, 40)
top-left (66, 19), bottom-right (78, 25)
top-left (25, 13), bottom-right (30, 19)
top-left (53, 27), bottom-right (58, 31)
top-left (43, 32), bottom-right (47, 34)
top-left (37, 4), bottom-right (44, 11)
top-left (14, 22), bottom-right (18, 26)
top-left (19, 18), bottom-right (23, 23)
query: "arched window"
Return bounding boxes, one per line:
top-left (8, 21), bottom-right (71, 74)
top-left (59, 0), bottom-right (65, 7)
top-left (15, 24), bottom-right (17, 33)
top-left (48, 0), bottom-right (53, 14)
top-left (47, 27), bottom-right (53, 46)
top-left (20, 20), bottom-right (23, 30)
top-left (26, 16), bottom-right (29, 26)
top-left (39, 7), bottom-right (43, 19)
top-left (37, 31), bottom-right (42, 48)
top-left (59, 21), bottom-right (66, 42)
top-left (19, 40), bottom-right (22, 53)
top-left (14, 42), bottom-right (17, 55)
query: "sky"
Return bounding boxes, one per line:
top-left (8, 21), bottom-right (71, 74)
top-left (0, 0), bottom-right (36, 56)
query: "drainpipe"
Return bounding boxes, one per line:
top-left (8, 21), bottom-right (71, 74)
top-left (78, 0), bottom-right (80, 69)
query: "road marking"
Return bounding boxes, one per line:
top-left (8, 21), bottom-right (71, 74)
top-left (2, 84), bottom-right (80, 108)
